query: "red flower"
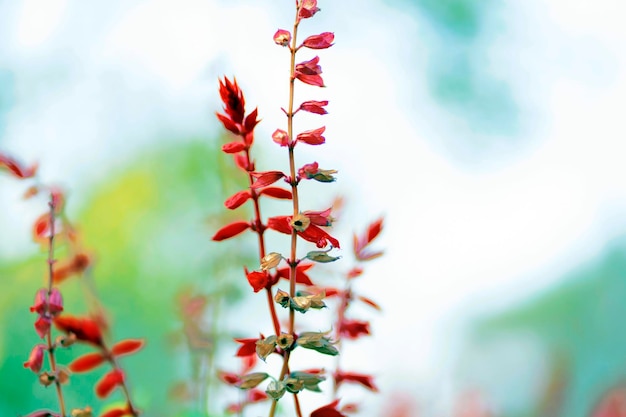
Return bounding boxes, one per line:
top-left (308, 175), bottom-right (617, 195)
top-left (272, 129), bottom-right (290, 147)
top-left (310, 399), bottom-right (346, 417)
top-left (96, 369), bottom-right (125, 398)
top-left (23, 344), bottom-right (46, 373)
top-left (34, 316), bottom-right (51, 339)
top-left (267, 215), bottom-right (340, 248)
top-left (69, 352), bottom-right (106, 373)
top-left (354, 218), bottom-right (384, 260)
top-left (250, 171), bottom-right (286, 189)
top-left (218, 370), bottom-right (241, 386)
top-left (299, 100), bottom-right (328, 115)
top-left (303, 207), bottom-right (333, 227)
top-left (302, 32), bottom-right (334, 49)
top-left (111, 338), bottom-right (145, 356)
top-left (339, 319), bottom-right (370, 339)
top-left (273, 29), bottom-right (291, 46)
top-left (276, 263), bottom-right (315, 286)
top-left (52, 252), bottom-right (91, 284)
top-left (334, 371), bottom-right (378, 392)
top-left (245, 267), bottom-right (269, 292)
top-left (48, 288), bottom-right (63, 315)
top-left (295, 56), bottom-right (324, 87)
top-left (222, 141), bottom-right (247, 154)
top-left (224, 190), bottom-right (252, 210)
top-left (259, 187), bottom-right (292, 200)
top-left (53, 315), bottom-right (104, 346)
top-left (298, 0), bottom-right (320, 20)
top-left (0, 153), bottom-right (38, 179)
top-left (297, 126), bottom-right (326, 145)
top-left (234, 337), bottom-right (259, 357)
top-left (218, 77), bottom-right (245, 125)
top-left (212, 221), bottom-right (251, 241)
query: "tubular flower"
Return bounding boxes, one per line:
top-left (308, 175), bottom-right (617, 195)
top-left (295, 56), bottom-right (324, 87)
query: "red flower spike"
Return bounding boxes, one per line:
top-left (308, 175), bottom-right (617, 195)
top-left (259, 187), bottom-right (292, 200)
top-left (298, 0), bottom-right (320, 19)
top-left (222, 141), bottom-right (247, 154)
top-left (95, 369), bottom-right (125, 398)
top-left (295, 56), bottom-right (325, 87)
top-left (358, 295), bottom-right (381, 310)
top-left (250, 171), bottom-right (286, 189)
top-left (216, 113), bottom-right (240, 135)
top-left (299, 100), bottom-right (329, 115)
top-left (334, 371), bottom-right (378, 392)
top-left (296, 126), bottom-right (326, 145)
top-left (212, 221), bottom-right (251, 241)
top-left (244, 107), bottom-right (260, 133)
top-left (245, 268), bottom-right (269, 292)
top-left (69, 352), bottom-right (106, 373)
top-left (272, 129), bottom-right (290, 147)
top-left (34, 316), bottom-right (51, 339)
top-left (274, 29), bottom-right (291, 46)
top-left (0, 153), bottom-right (38, 179)
top-left (302, 32), bottom-right (334, 50)
top-left (218, 77), bottom-right (246, 124)
top-left (234, 337), bottom-right (259, 357)
top-left (339, 319), bottom-right (370, 339)
top-left (310, 399), bottom-right (347, 417)
top-left (276, 263), bottom-right (315, 286)
top-left (100, 407), bottom-right (132, 417)
top-left (112, 338), bottom-right (145, 356)
top-left (23, 344), bottom-right (46, 373)
top-left (224, 190), bottom-right (252, 210)
top-left (53, 315), bottom-right (104, 346)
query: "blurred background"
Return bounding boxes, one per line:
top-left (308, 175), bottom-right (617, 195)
top-left (1, 0), bottom-right (626, 416)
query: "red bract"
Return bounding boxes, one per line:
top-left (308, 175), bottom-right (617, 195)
top-left (274, 29), bottom-right (291, 46)
top-left (54, 315), bottom-right (104, 346)
top-left (297, 126), bottom-right (326, 145)
top-left (0, 153), bottom-right (38, 179)
top-left (259, 187), bottom-right (292, 200)
top-left (299, 100), bottom-right (329, 115)
top-left (224, 190), bottom-right (252, 210)
top-left (212, 221), bottom-right (251, 241)
top-left (112, 338), bottom-right (145, 356)
top-left (23, 344), bottom-right (46, 373)
top-left (218, 77), bottom-right (245, 124)
top-left (334, 371), bottom-right (378, 392)
top-left (69, 352), bottom-right (106, 373)
top-left (302, 32), bottom-right (334, 50)
top-left (245, 268), bottom-right (269, 292)
top-left (222, 141), bottom-right (247, 154)
top-left (310, 399), bottom-right (347, 417)
top-left (298, 0), bottom-right (320, 19)
top-left (96, 369), bottom-right (125, 398)
top-left (339, 319), bottom-right (370, 339)
top-left (295, 56), bottom-right (325, 87)
top-left (251, 171), bottom-right (286, 189)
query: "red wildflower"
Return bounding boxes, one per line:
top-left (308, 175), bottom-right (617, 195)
top-left (303, 207), bottom-right (333, 226)
top-left (69, 352), bottom-right (106, 373)
top-left (250, 171), bottom-right (286, 188)
top-left (298, 0), bottom-right (320, 20)
top-left (297, 126), bottom-right (326, 145)
top-left (302, 32), bottom-right (334, 50)
top-left (267, 216), bottom-right (340, 248)
top-left (218, 370), bottom-right (241, 386)
top-left (339, 319), bottom-right (370, 339)
top-left (334, 371), bottom-right (378, 392)
top-left (222, 141), bottom-right (247, 154)
top-left (234, 337), bottom-right (259, 357)
top-left (53, 315), bottom-right (104, 346)
top-left (354, 218), bottom-right (384, 260)
top-left (23, 344), bottom-right (46, 373)
top-left (32, 212), bottom-right (52, 243)
top-left (34, 316), bottom-right (51, 339)
top-left (224, 190), bottom-right (252, 210)
top-left (247, 388), bottom-right (268, 402)
top-left (245, 267), bottom-right (269, 292)
top-left (295, 56), bottom-right (324, 87)
top-left (212, 221), bottom-right (251, 241)
top-left (310, 399), bottom-right (346, 417)
top-left (48, 288), bottom-right (63, 315)
top-left (273, 29), bottom-right (291, 46)
top-left (276, 263), bottom-right (315, 286)
top-left (96, 369), bottom-right (125, 398)
top-left (259, 187), bottom-right (292, 200)
top-left (30, 289), bottom-right (48, 315)
top-left (299, 100), bottom-right (329, 115)
top-left (272, 129), bottom-right (290, 147)
top-left (0, 153), bottom-right (38, 179)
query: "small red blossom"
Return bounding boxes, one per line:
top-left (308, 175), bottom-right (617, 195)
top-left (272, 129), bottom-right (290, 147)
top-left (222, 141), bottom-right (247, 154)
top-left (295, 56), bottom-right (325, 87)
top-left (30, 289), bottom-right (48, 315)
top-left (298, 0), bottom-right (320, 20)
top-left (224, 190), bottom-right (252, 210)
top-left (69, 352), bottom-right (106, 373)
top-left (273, 29), bottom-right (291, 46)
top-left (296, 126), bottom-right (326, 145)
top-left (23, 344), bottom-right (46, 373)
top-left (267, 216), bottom-right (340, 248)
top-left (339, 319), bottom-right (370, 339)
top-left (302, 32), bottom-right (334, 49)
top-left (250, 171), bottom-right (286, 189)
top-left (218, 370), bottom-right (241, 386)
top-left (334, 371), bottom-right (378, 392)
top-left (48, 288), bottom-right (63, 315)
top-left (111, 338), bottom-right (145, 356)
top-left (212, 221), bottom-right (251, 241)
top-left (0, 153), bottom-right (38, 179)
top-left (299, 100), bottom-right (329, 115)
top-left (96, 369), bottom-right (125, 398)
top-left (53, 315), bottom-right (104, 346)
top-left (304, 207), bottom-right (333, 227)
top-left (234, 337), bottom-right (259, 357)
top-left (247, 388), bottom-right (268, 402)
top-left (310, 399), bottom-right (347, 417)
top-left (245, 267), bottom-right (269, 292)
top-left (34, 316), bottom-right (51, 339)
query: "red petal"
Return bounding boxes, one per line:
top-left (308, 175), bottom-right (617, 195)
top-left (259, 187), bottom-right (292, 200)
top-left (250, 171), bottom-right (286, 189)
top-left (295, 73), bottom-right (325, 87)
top-left (222, 141), bottom-right (247, 154)
top-left (302, 32), bottom-right (334, 49)
top-left (69, 352), bottom-right (106, 373)
top-left (224, 190), bottom-right (252, 209)
top-left (358, 295), bottom-right (381, 310)
top-left (216, 113), bottom-right (240, 135)
top-left (234, 154), bottom-right (250, 171)
top-left (111, 338), bottom-right (145, 356)
top-left (267, 216), bottom-right (292, 235)
top-left (95, 369), bottom-right (125, 398)
top-left (299, 224), bottom-right (340, 248)
top-left (246, 270), bottom-right (269, 292)
top-left (100, 407), bottom-right (131, 417)
top-left (244, 108), bottom-right (260, 133)
top-left (234, 337), bottom-right (258, 357)
top-left (276, 263), bottom-right (315, 286)
top-left (212, 221), bottom-right (250, 241)
top-left (0, 153), bottom-right (38, 179)
top-left (33, 213), bottom-right (52, 243)
top-left (334, 371), bottom-right (378, 392)
top-left (218, 370), bottom-right (241, 385)
top-left (310, 399), bottom-right (346, 417)
top-left (296, 126), bottom-right (326, 145)
top-left (299, 100), bottom-right (329, 115)
top-left (54, 315), bottom-right (103, 346)
top-left (248, 388), bottom-right (268, 403)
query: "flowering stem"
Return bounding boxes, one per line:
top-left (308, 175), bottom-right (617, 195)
top-left (106, 352), bottom-right (139, 416)
top-left (45, 195), bottom-right (67, 417)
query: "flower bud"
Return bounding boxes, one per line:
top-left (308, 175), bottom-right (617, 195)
top-left (273, 29), bottom-right (291, 46)
top-left (255, 335), bottom-right (277, 361)
top-left (272, 129), bottom-right (290, 146)
top-left (238, 372), bottom-right (270, 389)
top-left (305, 250), bottom-right (340, 263)
top-left (283, 376), bottom-right (304, 393)
top-left (23, 344), bottom-right (46, 373)
top-left (274, 289), bottom-right (290, 308)
top-left (260, 252), bottom-right (283, 270)
top-left (266, 380), bottom-right (286, 400)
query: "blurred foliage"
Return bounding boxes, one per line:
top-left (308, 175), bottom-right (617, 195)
top-left (463, 239), bottom-right (626, 417)
top-left (0, 139), bottom-right (253, 417)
